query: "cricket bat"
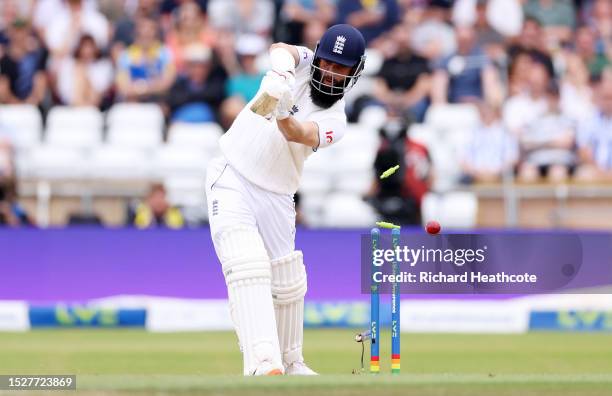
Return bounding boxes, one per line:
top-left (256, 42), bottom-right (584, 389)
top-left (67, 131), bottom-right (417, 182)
top-left (250, 92), bottom-right (279, 116)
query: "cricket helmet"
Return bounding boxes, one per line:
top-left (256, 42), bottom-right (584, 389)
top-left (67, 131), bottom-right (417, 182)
top-left (311, 24), bottom-right (366, 96)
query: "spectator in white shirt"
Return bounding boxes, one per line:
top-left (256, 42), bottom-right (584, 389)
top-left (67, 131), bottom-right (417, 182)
top-left (518, 83), bottom-right (576, 183)
top-left (44, 0), bottom-right (109, 60)
top-left (460, 102), bottom-right (518, 183)
top-left (503, 61), bottom-right (550, 135)
top-left (55, 34), bottom-right (113, 107)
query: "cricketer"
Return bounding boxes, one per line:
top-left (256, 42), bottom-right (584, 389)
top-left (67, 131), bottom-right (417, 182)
top-left (205, 24), bottom-right (366, 376)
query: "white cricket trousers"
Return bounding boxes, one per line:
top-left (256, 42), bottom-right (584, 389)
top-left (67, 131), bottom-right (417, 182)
top-left (206, 155), bottom-right (297, 260)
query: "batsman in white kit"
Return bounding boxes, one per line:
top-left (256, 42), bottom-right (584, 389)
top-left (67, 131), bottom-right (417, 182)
top-left (206, 24), bottom-right (366, 375)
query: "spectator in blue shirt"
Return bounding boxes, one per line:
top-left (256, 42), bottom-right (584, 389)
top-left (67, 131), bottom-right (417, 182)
top-left (576, 78), bottom-right (612, 181)
top-left (431, 25), bottom-right (503, 106)
top-left (335, 0), bottom-right (399, 45)
top-left (0, 19), bottom-right (47, 106)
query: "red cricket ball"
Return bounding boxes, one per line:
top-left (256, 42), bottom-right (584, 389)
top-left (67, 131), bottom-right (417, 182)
top-left (426, 220), bottom-right (441, 235)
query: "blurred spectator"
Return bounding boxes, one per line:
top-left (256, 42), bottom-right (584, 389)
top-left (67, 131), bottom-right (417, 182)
top-left (370, 24), bottom-right (431, 122)
top-left (452, 0), bottom-right (523, 38)
top-left (517, 83), bottom-right (576, 183)
top-left (0, 138), bottom-right (14, 179)
top-left (44, 0), bottom-right (109, 60)
top-left (279, 0), bottom-right (335, 45)
top-left (302, 20), bottom-right (327, 49)
top-left (507, 17), bottom-right (555, 78)
top-left (220, 34), bottom-right (266, 128)
top-left (0, 19), bottom-right (48, 106)
top-left (165, 1), bottom-right (217, 73)
top-left (507, 49), bottom-right (535, 96)
top-left (460, 102), bottom-right (518, 184)
top-left (160, 0), bottom-right (208, 31)
top-left (55, 34), bottom-right (113, 107)
top-left (0, 178), bottom-right (33, 227)
top-left (166, 44), bottom-right (224, 123)
top-left (368, 115), bottom-right (432, 225)
top-left (410, 2), bottom-right (456, 61)
top-left (576, 78), bottom-right (612, 181)
top-left (503, 61), bottom-right (550, 135)
top-left (207, 0), bottom-right (275, 37)
top-left (431, 25), bottom-right (503, 106)
top-left (524, 0), bottom-right (575, 45)
top-left (0, 0), bottom-right (34, 53)
top-left (127, 183), bottom-right (185, 229)
top-left (471, 0), bottom-right (506, 63)
top-left (226, 34), bottom-right (265, 103)
top-left (575, 25), bottom-right (610, 81)
top-left (560, 53), bottom-right (595, 122)
top-left (116, 17), bottom-right (176, 102)
top-left (336, 0), bottom-right (399, 45)
top-left (583, 0), bottom-right (612, 49)
top-left (112, 0), bottom-right (162, 54)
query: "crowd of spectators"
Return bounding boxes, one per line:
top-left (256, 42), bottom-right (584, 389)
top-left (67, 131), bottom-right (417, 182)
top-left (0, 0), bottom-right (611, 227)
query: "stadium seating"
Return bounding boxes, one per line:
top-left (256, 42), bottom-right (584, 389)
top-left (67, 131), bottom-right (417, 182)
top-left (0, 104), bottom-right (43, 151)
top-left (321, 192), bottom-right (379, 227)
top-left (88, 145), bottom-right (151, 180)
top-left (106, 103), bottom-right (164, 148)
top-left (45, 106), bottom-right (103, 149)
top-left (421, 191), bottom-right (478, 229)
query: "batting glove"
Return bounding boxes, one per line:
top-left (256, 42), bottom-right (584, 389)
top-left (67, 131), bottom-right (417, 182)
top-left (275, 89), bottom-right (294, 120)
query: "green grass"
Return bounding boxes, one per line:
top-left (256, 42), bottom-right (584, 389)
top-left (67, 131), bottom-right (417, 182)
top-left (0, 329), bottom-right (611, 395)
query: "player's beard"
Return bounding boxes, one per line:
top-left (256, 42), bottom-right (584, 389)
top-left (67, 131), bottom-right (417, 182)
top-left (309, 69), bottom-right (344, 109)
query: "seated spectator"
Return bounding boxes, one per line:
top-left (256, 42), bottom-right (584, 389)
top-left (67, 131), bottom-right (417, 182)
top-left (56, 34), bottom-right (113, 107)
top-left (471, 0), bottom-right (506, 65)
top-left (279, 0), bottom-right (336, 45)
top-left (302, 20), bottom-right (327, 49)
top-left (431, 25), bottom-right (503, 106)
top-left (452, 0), bottom-right (523, 38)
top-left (0, 0), bottom-right (33, 54)
top-left (410, 1), bottom-right (456, 62)
top-left (367, 114), bottom-right (432, 225)
top-left (166, 44), bottom-right (224, 123)
top-left (225, 34), bottom-right (265, 103)
top-left (507, 17), bottom-right (555, 78)
top-left (127, 183), bottom-right (185, 229)
top-left (0, 178), bottom-right (33, 227)
top-left (574, 25), bottom-right (610, 82)
top-left (517, 83), bottom-right (576, 183)
top-left (507, 49), bottom-right (535, 96)
top-left (0, 138), bottom-right (13, 179)
top-left (584, 0), bottom-right (612, 53)
top-left (160, 0), bottom-right (208, 33)
top-left (560, 53), bottom-right (595, 123)
top-left (335, 0), bottom-right (399, 45)
top-left (112, 0), bottom-right (162, 57)
top-left (207, 0), bottom-right (275, 37)
top-left (523, 0), bottom-right (575, 45)
top-left (503, 61), bottom-right (550, 135)
top-left (0, 19), bottom-right (47, 106)
top-left (460, 102), bottom-right (518, 184)
top-left (220, 34), bottom-right (265, 128)
top-left (370, 24), bottom-right (431, 122)
top-left (44, 0), bottom-right (109, 60)
top-left (576, 79), bottom-right (612, 181)
top-left (116, 17), bottom-right (176, 102)
top-left (165, 1), bottom-right (217, 73)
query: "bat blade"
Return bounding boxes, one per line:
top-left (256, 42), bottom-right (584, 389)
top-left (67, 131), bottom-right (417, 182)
top-left (250, 92), bottom-right (279, 116)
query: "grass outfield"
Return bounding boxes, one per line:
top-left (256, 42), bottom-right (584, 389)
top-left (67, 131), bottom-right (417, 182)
top-left (0, 329), bottom-right (611, 395)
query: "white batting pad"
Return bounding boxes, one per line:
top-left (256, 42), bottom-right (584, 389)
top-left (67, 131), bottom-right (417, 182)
top-left (215, 226), bottom-right (283, 375)
top-left (270, 251), bottom-right (308, 366)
